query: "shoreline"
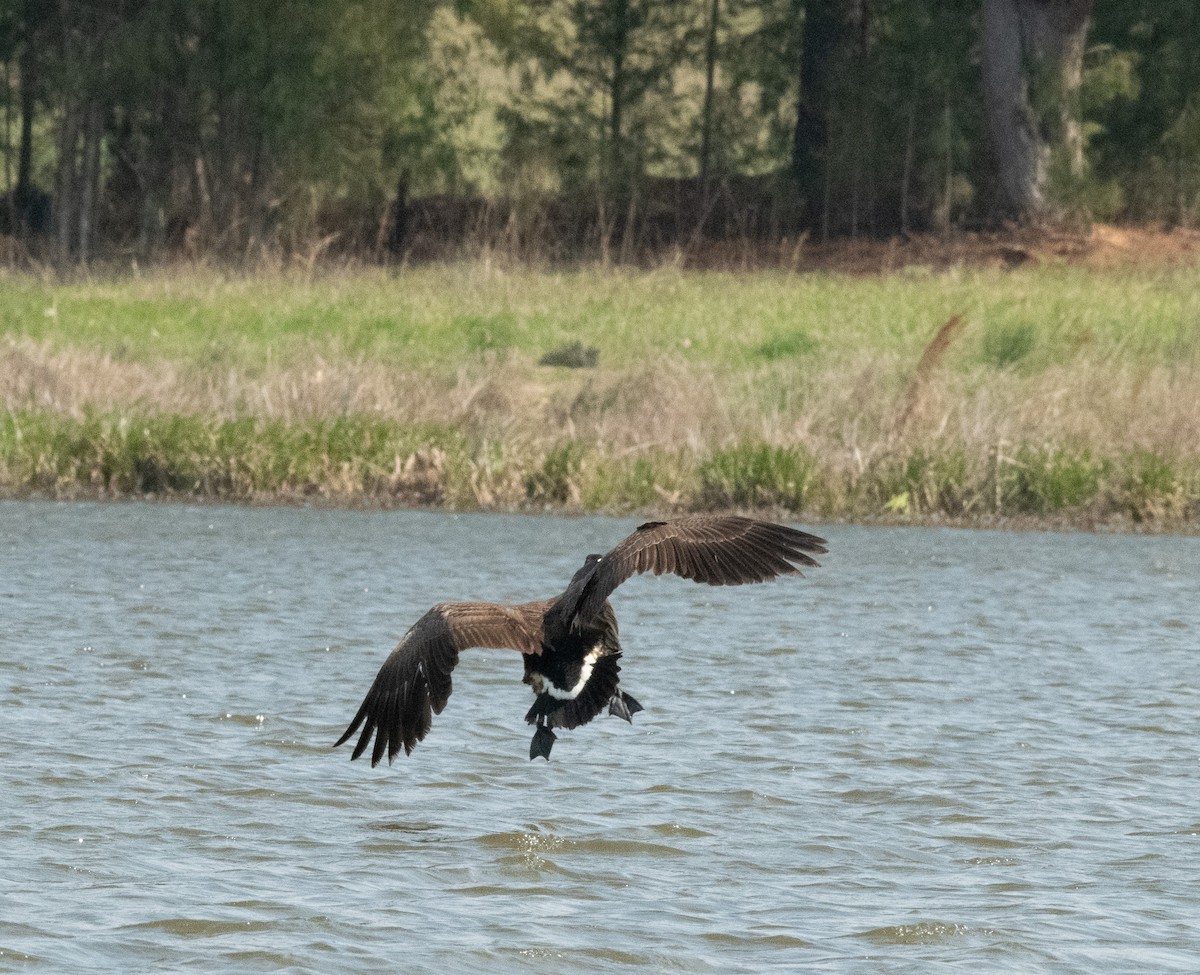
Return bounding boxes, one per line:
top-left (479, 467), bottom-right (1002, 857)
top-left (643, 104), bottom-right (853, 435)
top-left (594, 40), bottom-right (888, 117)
top-left (4, 259), bottom-right (1198, 535)
top-left (3, 455), bottom-right (1194, 536)
top-left (4, 488), bottom-right (1193, 536)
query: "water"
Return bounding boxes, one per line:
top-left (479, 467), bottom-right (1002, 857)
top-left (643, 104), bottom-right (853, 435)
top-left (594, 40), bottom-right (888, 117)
top-left (1, 501), bottom-right (1198, 974)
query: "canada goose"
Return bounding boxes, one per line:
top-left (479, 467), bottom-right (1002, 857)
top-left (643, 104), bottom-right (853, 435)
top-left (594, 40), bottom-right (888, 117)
top-left (334, 515), bottom-right (826, 764)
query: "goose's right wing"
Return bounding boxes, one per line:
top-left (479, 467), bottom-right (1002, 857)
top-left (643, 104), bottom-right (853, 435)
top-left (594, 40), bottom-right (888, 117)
top-left (334, 600), bottom-right (549, 766)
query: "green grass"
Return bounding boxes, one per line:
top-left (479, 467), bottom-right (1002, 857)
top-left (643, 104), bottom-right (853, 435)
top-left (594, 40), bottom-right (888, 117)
top-left (698, 443), bottom-right (817, 510)
top-left (980, 321), bottom-right (1038, 369)
top-left (1004, 446), bottom-right (1107, 514)
top-left (754, 329), bottom-right (820, 361)
top-left (5, 263), bottom-right (1198, 373)
top-left (3, 262), bottom-right (1199, 527)
top-left (0, 410), bottom-right (464, 500)
top-left (873, 449), bottom-right (975, 517)
top-left (4, 409), bottom-right (1196, 525)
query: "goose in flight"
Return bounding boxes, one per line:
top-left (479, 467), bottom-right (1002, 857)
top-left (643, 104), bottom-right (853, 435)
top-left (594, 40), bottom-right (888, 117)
top-left (334, 515), bottom-right (826, 763)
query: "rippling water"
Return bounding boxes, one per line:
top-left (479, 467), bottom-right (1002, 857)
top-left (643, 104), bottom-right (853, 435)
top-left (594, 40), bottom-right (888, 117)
top-left (2, 501), bottom-right (1198, 973)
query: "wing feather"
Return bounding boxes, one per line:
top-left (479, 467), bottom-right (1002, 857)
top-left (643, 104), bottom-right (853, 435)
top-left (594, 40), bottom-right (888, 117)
top-left (335, 599), bottom-right (549, 765)
top-left (573, 516), bottom-right (826, 623)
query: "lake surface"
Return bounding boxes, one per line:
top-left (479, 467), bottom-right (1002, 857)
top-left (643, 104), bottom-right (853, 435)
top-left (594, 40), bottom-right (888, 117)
top-left (1, 501), bottom-right (1198, 973)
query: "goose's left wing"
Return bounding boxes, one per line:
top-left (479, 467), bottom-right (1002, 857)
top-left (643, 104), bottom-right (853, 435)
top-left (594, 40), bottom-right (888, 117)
top-left (572, 516), bottom-right (826, 624)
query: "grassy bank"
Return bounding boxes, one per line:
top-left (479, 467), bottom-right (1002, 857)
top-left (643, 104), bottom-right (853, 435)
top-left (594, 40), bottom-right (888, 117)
top-left (3, 262), bottom-right (1199, 528)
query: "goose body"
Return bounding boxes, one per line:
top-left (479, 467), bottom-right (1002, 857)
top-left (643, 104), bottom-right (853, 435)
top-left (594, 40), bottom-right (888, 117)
top-left (334, 515), bottom-right (826, 763)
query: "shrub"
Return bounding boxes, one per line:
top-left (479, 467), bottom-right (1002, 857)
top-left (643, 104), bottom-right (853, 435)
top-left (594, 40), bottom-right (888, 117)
top-left (1120, 451), bottom-right (1184, 522)
top-left (526, 441), bottom-right (585, 504)
top-left (874, 448), bottom-right (974, 515)
top-left (1004, 446), bottom-right (1106, 513)
top-left (698, 442), bottom-right (816, 511)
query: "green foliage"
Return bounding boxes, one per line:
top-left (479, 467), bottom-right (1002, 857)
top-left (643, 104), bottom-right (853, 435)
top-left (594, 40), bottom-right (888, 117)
top-left (874, 449), bottom-right (973, 516)
top-left (1042, 43), bottom-right (1141, 221)
top-left (582, 454), bottom-right (673, 510)
top-left (458, 312), bottom-right (518, 353)
top-left (3, 0), bottom-right (1200, 253)
top-left (4, 404), bottom-right (1198, 526)
top-left (1120, 450), bottom-right (1184, 522)
top-left (0, 409), bottom-right (461, 497)
top-left (698, 442), bottom-right (816, 510)
top-left (526, 441), bottom-right (586, 504)
top-left (754, 329), bottom-right (819, 361)
top-left (980, 321), bottom-right (1037, 370)
top-left (1082, 44), bottom-right (1141, 116)
top-left (1004, 447), bottom-right (1106, 514)
top-left (399, 8), bottom-right (513, 194)
top-left (1090, 0), bottom-right (1200, 224)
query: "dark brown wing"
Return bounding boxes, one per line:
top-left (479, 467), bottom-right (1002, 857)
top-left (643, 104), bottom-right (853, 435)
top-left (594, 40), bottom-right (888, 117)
top-left (572, 516), bottom-right (827, 624)
top-left (334, 600), bottom-right (549, 765)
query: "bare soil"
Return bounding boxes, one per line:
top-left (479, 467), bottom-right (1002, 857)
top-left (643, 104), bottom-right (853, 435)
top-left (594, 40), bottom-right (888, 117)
top-left (679, 224), bottom-right (1200, 274)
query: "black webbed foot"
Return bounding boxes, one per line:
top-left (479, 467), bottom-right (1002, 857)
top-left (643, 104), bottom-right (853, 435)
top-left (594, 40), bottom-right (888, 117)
top-left (607, 690), bottom-right (644, 723)
top-left (530, 724), bottom-right (557, 761)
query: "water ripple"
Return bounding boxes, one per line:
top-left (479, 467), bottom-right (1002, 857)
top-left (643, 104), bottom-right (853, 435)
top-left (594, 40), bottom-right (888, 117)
top-left (3, 502), bottom-right (1198, 974)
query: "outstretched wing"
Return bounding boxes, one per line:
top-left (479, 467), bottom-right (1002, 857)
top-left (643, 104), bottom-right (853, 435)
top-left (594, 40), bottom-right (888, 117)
top-left (571, 516), bottom-right (827, 624)
top-left (334, 600), bottom-right (549, 765)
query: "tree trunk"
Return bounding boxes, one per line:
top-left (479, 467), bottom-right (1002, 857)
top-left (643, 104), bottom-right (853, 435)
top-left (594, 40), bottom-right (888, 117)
top-left (792, 0), bottom-right (845, 232)
top-left (698, 0), bottom-right (721, 191)
top-left (17, 11), bottom-right (36, 201)
top-left (10, 0), bottom-right (50, 234)
top-left (384, 169), bottom-right (410, 257)
top-left (792, 0), bottom-right (870, 235)
top-left (55, 97), bottom-right (81, 267)
top-left (607, 0), bottom-right (630, 185)
top-left (77, 99), bottom-right (102, 266)
top-left (981, 0), bottom-right (1093, 222)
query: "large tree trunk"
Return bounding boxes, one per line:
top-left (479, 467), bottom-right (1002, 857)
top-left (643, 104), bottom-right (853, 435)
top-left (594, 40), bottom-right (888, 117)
top-left (607, 0), bottom-right (630, 185)
top-left (791, 0), bottom-right (847, 234)
top-left (77, 99), bottom-right (102, 266)
top-left (16, 8), bottom-right (36, 201)
top-left (55, 97), bottom-right (81, 267)
top-left (981, 0), bottom-right (1093, 222)
top-left (698, 0), bottom-right (721, 190)
top-left (791, 0), bottom-right (870, 236)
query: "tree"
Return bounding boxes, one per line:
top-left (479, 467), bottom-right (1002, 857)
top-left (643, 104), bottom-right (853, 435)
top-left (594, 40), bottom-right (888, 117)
top-left (697, 0), bottom-right (720, 189)
top-left (5, 0), bottom-right (1200, 261)
top-left (0, 0), bottom-right (53, 234)
top-left (1089, 0), bottom-right (1200, 224)
top-left (981, 0), bottom-right (1094, 221)
top-left (52, 0), bottom-right (117, 267)
top-left (790, 0), bottom-right (853, 233)
top-left (518, 0), bottom-right (696, 191)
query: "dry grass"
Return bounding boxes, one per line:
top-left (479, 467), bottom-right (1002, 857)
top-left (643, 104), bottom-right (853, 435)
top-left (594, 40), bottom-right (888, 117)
top-left (2, 261), bottom-right (1199, 527)
top-left (891, 313), bottom-right (966, 439)
top-left (6, 337), bottom-right (1195, 455)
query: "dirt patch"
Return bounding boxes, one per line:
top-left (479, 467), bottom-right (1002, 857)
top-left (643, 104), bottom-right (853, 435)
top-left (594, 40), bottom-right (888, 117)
top-left (679, 224), bottom-right (1200, 274)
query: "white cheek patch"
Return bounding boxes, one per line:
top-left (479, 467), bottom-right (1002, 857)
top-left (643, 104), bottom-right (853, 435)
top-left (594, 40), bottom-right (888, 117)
top-left (538, 644), bottom-right (604, 701)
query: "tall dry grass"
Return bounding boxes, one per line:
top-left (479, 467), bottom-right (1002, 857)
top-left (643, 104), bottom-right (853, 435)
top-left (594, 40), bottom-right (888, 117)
top-left (4, 332), bottom-right (1198, 524)
top-left (2, 262), bottom-right (1199, 525)
top-left (6, 334), bottom-right (1196, 451)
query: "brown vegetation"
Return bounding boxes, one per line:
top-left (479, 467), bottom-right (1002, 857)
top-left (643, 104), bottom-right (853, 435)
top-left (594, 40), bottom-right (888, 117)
top-left (3, 248), bottom-right (1198, 527)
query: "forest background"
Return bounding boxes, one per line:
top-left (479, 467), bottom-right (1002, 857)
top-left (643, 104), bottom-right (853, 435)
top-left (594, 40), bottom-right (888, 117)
top-left (2, 0), bottom-right (1199, 264)
top-left (2, 1), bottom-right (1198, 529)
